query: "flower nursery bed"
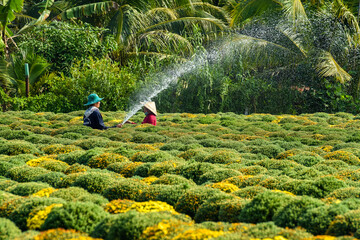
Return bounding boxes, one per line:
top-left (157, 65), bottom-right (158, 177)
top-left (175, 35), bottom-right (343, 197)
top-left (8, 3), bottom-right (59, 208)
top-left (1, 110), bottom-right (360, 240)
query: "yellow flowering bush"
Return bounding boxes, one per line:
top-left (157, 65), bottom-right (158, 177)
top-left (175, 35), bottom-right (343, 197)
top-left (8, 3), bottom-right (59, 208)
top-left (69, 116), bottom-right (83, 125)
top-left (207, 182), bottom-right (239, 193)
top-left (27, 157), bottom-right (56, 167)
top-left (320, 145), bottom-right (333, 153)
top-left (173, 228), bottom-right (224, 240)
top-left (134, 144), bottom-right (164, 151)
top-left (324, 151), bottom-right (360, 165)
top-left (104, 199), bottom-right (135, 214)
top-left (88, 153), bottom-right (129, 169)
top-left (140, 219), bottom-right (194, 240)
top-left (42, 144), bottom-right (82, 155)
top-left (180, 113), bottom-right (197, 118)
top-left (105, 200), bottom-right (177, 214)
top-left (27, 203), bottom-right (63, 230)
top-left (32, 188), bottom-right (58, 197)
top-left (141, 176), bottom-right (159, 185)
top-left (32, 228), bottom-right (100, 240)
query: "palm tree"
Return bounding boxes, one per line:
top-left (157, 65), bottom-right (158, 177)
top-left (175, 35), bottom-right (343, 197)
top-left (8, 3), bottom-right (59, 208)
top-left (227, 0), bottom-right (360, 99)
top-left (57, 0), bottom-right (230, 60)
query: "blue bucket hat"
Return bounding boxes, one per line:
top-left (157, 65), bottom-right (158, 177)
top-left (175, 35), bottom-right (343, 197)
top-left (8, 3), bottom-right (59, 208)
top-left (84, 93), bottom-right (103, 106)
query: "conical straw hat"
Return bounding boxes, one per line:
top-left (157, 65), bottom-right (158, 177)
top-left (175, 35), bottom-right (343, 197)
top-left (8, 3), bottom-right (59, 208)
top-left (143, 101), bottom-right (157, 116)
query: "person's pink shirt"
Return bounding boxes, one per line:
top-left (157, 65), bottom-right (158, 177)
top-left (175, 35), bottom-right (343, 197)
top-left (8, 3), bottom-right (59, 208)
top-left (141, 114), bottom-right (157, 126)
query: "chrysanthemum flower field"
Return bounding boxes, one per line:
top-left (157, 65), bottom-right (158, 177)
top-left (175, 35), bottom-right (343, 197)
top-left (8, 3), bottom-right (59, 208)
top-left (1, 110), bottom-right (360, 240)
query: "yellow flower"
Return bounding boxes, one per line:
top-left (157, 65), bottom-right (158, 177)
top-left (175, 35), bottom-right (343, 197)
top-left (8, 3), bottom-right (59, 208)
top-left (141, 176), bottom-right (159, 185)
top-left (173, 229), bottom-right (224, 240)
top-left (27, 204), bottom-right (63, 230)
top-left (69, 116), bottom-right (83, 124)
top-left (27, 157), bottom-right (55, 167)
top-left (207, 182), bottom-right (239, 193)
top-left (32, 188), bottom-right (58, 198)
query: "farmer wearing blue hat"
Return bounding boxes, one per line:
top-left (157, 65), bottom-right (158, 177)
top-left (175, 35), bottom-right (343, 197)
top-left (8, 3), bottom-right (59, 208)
top-left (83, 93), bottom-right (121, 130)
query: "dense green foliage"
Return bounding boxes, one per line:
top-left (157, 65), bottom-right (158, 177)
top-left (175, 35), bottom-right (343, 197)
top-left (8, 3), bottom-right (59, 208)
top-left (0, 111), bottom-right (360, 238)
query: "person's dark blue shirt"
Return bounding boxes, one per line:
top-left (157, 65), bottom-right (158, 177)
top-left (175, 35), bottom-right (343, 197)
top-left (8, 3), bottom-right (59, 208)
top-left (83, 107), bottom-right (116, 130)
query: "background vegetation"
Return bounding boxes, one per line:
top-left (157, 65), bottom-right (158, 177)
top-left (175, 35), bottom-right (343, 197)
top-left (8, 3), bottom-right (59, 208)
top-left (1, 0), bottom-right (360, 114)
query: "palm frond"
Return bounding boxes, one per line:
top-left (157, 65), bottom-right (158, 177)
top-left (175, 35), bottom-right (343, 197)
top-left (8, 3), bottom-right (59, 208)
top-left (147, 7), bottom-right (179, 21)
top-left (108, 5), bottom-right (148, 44)
top-left (133, 29), bottom-right (194, 56)
top-left (277, 24), bottom-right (308, 57)
top-left (316, 50), bottom-right (352, 83)
top-left (230, 0), bottom-right (282, 27)
top-left (333, 0), bottom-right (360, 33)
top-left (60, 1), bottom-right (119, 20)
top-left (282, 0), bottom-right (309, 24)
top-left (138, 17), bottom-right (226, 34)
top-left (224, 33), bottom-right (302, 69)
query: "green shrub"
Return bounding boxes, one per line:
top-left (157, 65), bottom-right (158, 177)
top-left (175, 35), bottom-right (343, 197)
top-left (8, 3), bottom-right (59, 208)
top-left (0, 162), bottom-right (16, 176)
top-left (62, 132), bottom-right (84, 140)
top-left (88, 153), bottom-right (129, 169)
top-left (152, 174), bottom-right (196, 186)
top-left (178, 148), bottom-right (210, 162)
top-left (74, 148), bottom-right (105, 165)
top-left (41, 202), bottom-right (109, 233)
top-left (179, 162), bottom-right (217, 183)
top-left (33, 172), bottom-right (66, 188)
top-left (137, 184), bottom-right (190, 206)
top-left (0, 179), bottom-right (17, 191)
top-left (107, 162), bottom-right (142, 177)
top-left (273, 196), bottom-right (325, 228)
top-left (251, 144), bottom-right (285, 158)
top-left (238, 191), bottom-right (294, 223)
top-left (287, 153), bottom-right (324, 167)
top-left (63, 163), bottom-right (90, 175)
top-left (324, 151), bottom-right (360, 165)
top-left (57, 150), bottom-right (86, 165)
top-left (5, 165), bottom-right (49, 182)
top-left (8, 196), bottom-right (66, 230)
top-left (7, 182), bottom-right (51, 196)
top-left (74, 137), bottom-right (111, 150)
top-left (202, 149), bottom-right (240, 164)
top-left (133, 163), bottom-right (153, 177)
top-left (142, 151), bottom-right (175, 163)
top-left (41, 144), bottom-right (82, 155)
top-left (298, 204), bottom-right (349, 235)
top-left (0, 140), bottom-right (39, 155)
top-left (175, 186), bottom-right (224, 218)
top-left (37, 160), bottom-right (69, 172)
top-left (147, 160), bottom-right (180, 177)
top-left (287, 167), bottom-right (323, 180)
top-left (233, 186), bottom-right (268, 199)
top-left (326, 209), bottom-right (360, 236)
top-left (97, 210), bottom-right (191, 240)
top-left (327, 187), bottom-right (360, 200)
top-left (194, 193), bottom-right (234, 222)
top-left (102, 178), bottom-right (148, 201)
top-left (0, 217), bottom-right (21, 240)
top-left (90, 215), bottom-right (117, 239)
top-left (237, 165), bottom-right (268, 175)
top-left (50, 187), bottom-right (108, 205)
top-left (314, 176), bottom-right (348, 198)
top-left (279, 179), bottom-right (322, 197)
top-left (218, 198), bottom-right (250, 223)
top-left (72, 171), bottom-right (118, 194)
top-left (198, 169), bottom-right (242, 184)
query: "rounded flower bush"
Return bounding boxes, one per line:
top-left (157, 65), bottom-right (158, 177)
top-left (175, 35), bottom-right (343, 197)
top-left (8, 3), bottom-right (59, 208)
top-left (41, 144), bottom-right (82, 155)
top-left (88, 153), bottom-right (129, 169)
top-left (0, 217), bottom-right (22, 240)
top-left (41, 202), bottom-right (109, 233)
top-left (324, 151), bottom-right (360, 166)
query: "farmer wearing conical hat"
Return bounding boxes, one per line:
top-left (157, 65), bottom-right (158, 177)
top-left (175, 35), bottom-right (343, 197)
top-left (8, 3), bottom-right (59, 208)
top-left (122, 101), bottom-right (157, 127)
top-left (83, 93), bottom-right (121, 130)
top-left (141, 101), bottom-right (157, 126)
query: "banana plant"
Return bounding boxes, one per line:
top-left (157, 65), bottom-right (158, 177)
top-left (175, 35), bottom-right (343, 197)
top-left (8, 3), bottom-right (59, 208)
top-left (0, 0), bottom-right (24, 55)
